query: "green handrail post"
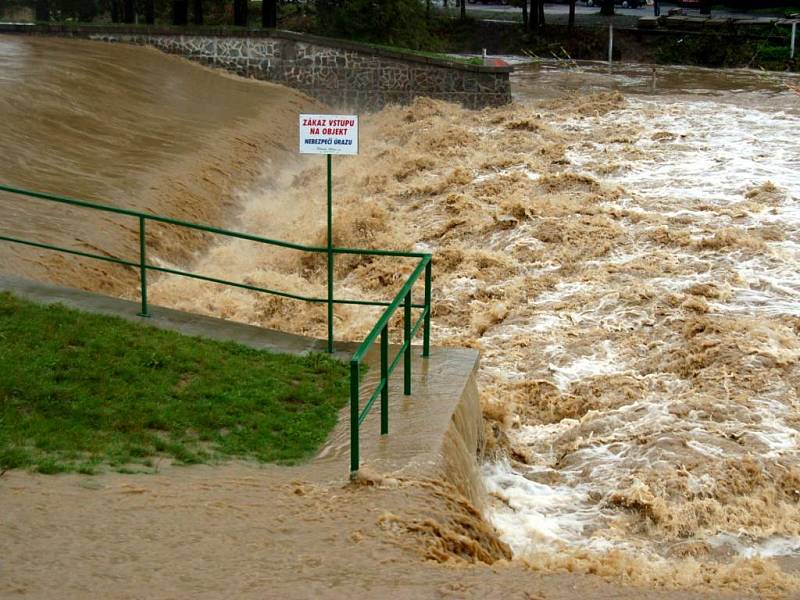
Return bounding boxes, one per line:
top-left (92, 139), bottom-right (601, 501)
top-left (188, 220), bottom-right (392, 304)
top-left (138, 216), bottom-right (149, 317)
top-left (327, 153), bottom-right (334, 354)
top-left (423, 259), bottom-right (432, 358)
top-left (350, 359), bottom-right (360, 475)
top-left (404, 290), bottom-right (412, 396)
top-left (380, 324), bottom-right (389, 435)
top-left (0, 182), bottom-right (439, 476)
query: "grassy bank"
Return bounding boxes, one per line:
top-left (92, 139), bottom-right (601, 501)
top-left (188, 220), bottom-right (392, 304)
top-left (0, 293), bottom-right (350, 474)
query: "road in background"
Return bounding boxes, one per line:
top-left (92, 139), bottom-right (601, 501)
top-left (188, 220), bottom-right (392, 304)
top-left (440, 1), bottom-right (793, 24)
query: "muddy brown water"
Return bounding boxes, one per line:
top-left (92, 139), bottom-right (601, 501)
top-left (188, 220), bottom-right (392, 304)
top-left (2, 37), bottom-right (800, 597)
top-left (0, 36), bottom-right (318, 294)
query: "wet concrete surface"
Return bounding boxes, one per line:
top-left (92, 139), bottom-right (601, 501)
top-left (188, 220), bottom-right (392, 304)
top-left (0, 273), bottom-right (482, 487)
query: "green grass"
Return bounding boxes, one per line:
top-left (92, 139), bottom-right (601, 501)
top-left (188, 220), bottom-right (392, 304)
top-left (0, 293), bottom-right (350, 474)
top-left (362, 41), bottom-right (485, 65)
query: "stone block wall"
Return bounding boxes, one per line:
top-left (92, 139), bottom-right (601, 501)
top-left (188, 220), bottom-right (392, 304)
top-left (8, 25), bottom-right (512, 111)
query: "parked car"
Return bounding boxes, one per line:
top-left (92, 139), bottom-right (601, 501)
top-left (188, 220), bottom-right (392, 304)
top-left (585, 0), bottom-right (645, 7)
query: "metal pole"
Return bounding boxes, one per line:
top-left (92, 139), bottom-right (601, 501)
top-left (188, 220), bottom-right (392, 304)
top-left (404, 291), bottom-right (412, 395)
top-left (380, 325), bottom-right (388, 435)
top-left (327, 153), bottom-right (334, 354)
top-left (422, 260), bottom-right (431, 358)
top-left (350, 360), bottom-right (359, 475)
top-left (792, 22), bottom-right (797, 60)
top-left (138, 216), bottom-right (149, 317)
top-left (608, 23), bottom-right (614, 66)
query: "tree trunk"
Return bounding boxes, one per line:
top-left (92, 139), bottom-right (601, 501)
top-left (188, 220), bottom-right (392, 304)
top-left (653, 0), bottom-right (659, 16)
top-left (538, 0), bottom-right (544, 27)
top-left (530, 0), bottom-right (538, 28)
top-left (122, 0), bottom-right (135, 23)
top-left (192, 0), bottom-right (202, 24)
top-left (261, 0), bottom-right (276, 27)
top-left (568, 0), bottom-right (575, 29)
top-left (144, 0), bottom-right (155, 23)
top-left (521, 0), bottom-right (527, 30)
top-left (600, 0), bottom-right (614, 16)
top-left (172, 0), bottom-right (188, 24)
top-left (234, 0), bottom-right (247, 26)
top-left (460, 0), bottom-right (465, 21)
top-left (35, 0), bottom-right (50, 21)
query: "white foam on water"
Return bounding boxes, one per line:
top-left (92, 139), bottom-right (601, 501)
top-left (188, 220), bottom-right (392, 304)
top-left (485, 80), bottom-right (800, 563)
top-left (548, 340), bottom-right (623, 391)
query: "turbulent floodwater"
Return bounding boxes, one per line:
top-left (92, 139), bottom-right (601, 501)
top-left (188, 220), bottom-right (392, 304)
top-left (0, 36), bottom-right (317, 292)
top-left (2, 36), bottom-right (800, 595)
top-left (150, 62), bottom-right (800, 591)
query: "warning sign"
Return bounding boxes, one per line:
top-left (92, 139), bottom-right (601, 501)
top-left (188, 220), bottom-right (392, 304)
top-left (298, 114), bottom-right (359, 156)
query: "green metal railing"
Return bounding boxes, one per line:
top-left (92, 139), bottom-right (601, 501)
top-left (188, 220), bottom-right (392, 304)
top-left (0, 183), bottom-right (432, 474)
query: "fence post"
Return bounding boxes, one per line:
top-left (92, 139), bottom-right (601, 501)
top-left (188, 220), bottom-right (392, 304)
top-left (327, 153), bottom-right (334, 354)
top-left (350, 360), bottom-right (360, 475)
top-left (608, 23), bottom-right (614, 66)
top-left (792, 21), bottom-right (797, 60)
top-left (380, 325), bottom-right (389, 434)
top-left (138, 216), bottom-right (149, 317)
top-left (404, 291), bottom-right (412, 395)
top-left (423, 259), bottom-right (432, 358)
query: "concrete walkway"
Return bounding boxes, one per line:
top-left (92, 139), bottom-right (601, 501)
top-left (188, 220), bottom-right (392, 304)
top-left (0, 274), bottom-right (481, 487)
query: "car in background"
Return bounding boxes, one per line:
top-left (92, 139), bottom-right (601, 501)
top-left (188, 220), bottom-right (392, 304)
top-left (585, 0), bottom-right (645, 8)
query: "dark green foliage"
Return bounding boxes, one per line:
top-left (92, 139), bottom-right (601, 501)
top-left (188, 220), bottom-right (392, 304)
top-left (0, 293), bottom-right (350, 473)
top-left (52, 0), bottom-right (99, 21)
top-left (316, 0), bottom-right (436, 49)
top-left (654, 32), bottom-right (794, 70)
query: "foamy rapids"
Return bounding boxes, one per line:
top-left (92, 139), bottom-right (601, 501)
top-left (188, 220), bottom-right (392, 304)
top-left (150, 80), bottom-right (800, 592)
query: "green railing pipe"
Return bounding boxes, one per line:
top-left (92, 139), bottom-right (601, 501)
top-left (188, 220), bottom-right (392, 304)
top-left (349, 256), bottom-right (429, 363)
top-left (349, 361), bottom-right (360, 473)
top-left (380, 325), bottom-right (389, 435)
top-left (403, 291), bottom-right (412, 395)
top-left (138, 216), bottom-right (149, 317)
top-left (423, 261), bottom-right (432, 358)
top-left (0, 183), bottom-right (432, 259)
top-left (0, 182), bottom-right (433, 476)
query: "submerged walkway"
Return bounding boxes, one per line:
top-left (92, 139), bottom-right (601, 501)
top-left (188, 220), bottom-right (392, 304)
top-left (0, 274), bottom-right (481, 487)
top-left (0, 274), bottom-right (739, 599)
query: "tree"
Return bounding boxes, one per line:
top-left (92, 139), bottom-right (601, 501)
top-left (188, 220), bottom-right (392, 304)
top-left (122, 0), bottom-right (134, 22)
top-left (528, 0), bottom-right (543, 29)
top-left (600, 0), bottom-right (614, 16)
top-left (35, 0), bottom-right (50, 20)
top-left (144, 0), bottom-right (154, 23)
top-left (460, 0), bottom-right (465, 20)
top-left (315, 0), bottom-right (432, 49)
top-left (192, 0), bottom-right (202, 24)
top-left (262, 0), bottom-right (277, 27)
top-left (172, 0), bottom-right (188, 24)
top-left (568, 0), bottom-right (576, 29)
top-left (233, 0), bottom-right (247, 25)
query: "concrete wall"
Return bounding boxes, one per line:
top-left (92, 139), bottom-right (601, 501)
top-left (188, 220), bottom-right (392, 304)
top-left (0, 24), bottom-right (512, 111)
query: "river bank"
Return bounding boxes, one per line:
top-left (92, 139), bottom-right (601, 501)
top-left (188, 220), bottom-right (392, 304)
top-left (435, 18), bottom-right (798, 71)
top-left (1, 35), bottom-right (800, 597)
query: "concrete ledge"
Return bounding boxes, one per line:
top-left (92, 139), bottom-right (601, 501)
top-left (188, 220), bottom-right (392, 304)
top-left (0, 274), bottom-right (485, 500)
top-left (0, 23), bottom-right (512, 74)
top-left (0, 24), bottom-right (513, 110)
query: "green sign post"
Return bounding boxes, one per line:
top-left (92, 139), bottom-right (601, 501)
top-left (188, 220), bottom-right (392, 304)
top-left (299, 114), bottom-right (360, 353)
